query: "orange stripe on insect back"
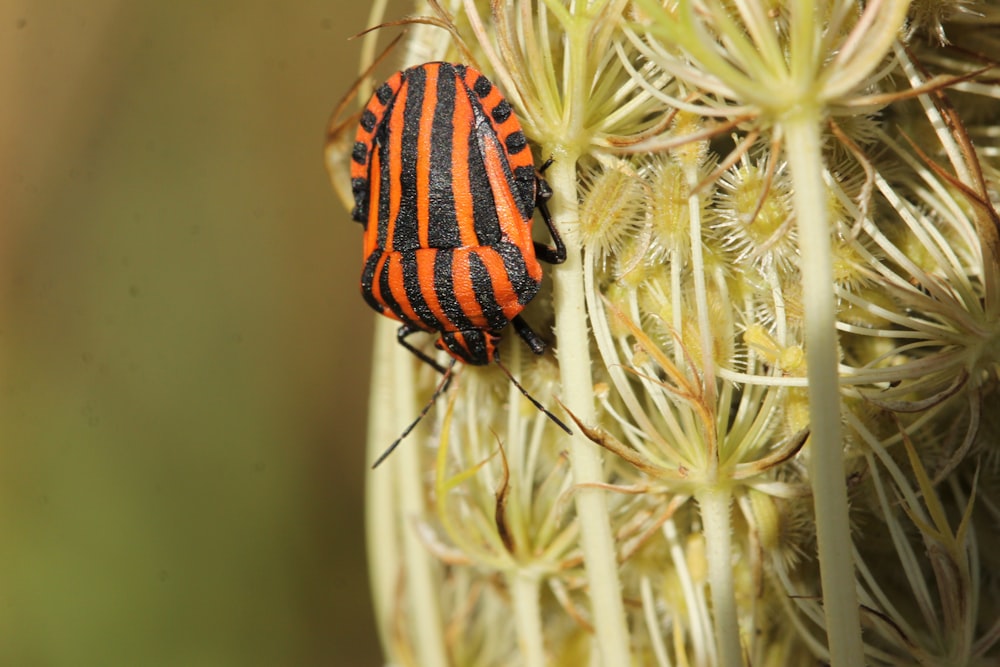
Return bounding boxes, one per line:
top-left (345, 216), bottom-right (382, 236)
top-left (478, 248), bottom-right (523, 320)
top-left (449, 84), bottom-right (477, 248)
top-left (415, 249), bottom-right (452, 330)
top-left (478, 86), bottom-right (503, 113)
top-left (363, 148), bottom-right (383, 259)
top-left (369, 253), bottom-right (390, 312)
top-left (480, 133), bottom-right (539, 281)
top-left (524, 252), bottom-right (543, 284)
top-left (415, 65), bottom-right (439, 248)
top-left (450, 250), bottom-right (485, 324)
top-left (385, 81), bottom-right (408, 251)
top-left (386, 253), bottom-right (422, 325)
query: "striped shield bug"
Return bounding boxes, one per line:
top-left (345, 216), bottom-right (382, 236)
top-left (349, 61), bottom-right (571, 466)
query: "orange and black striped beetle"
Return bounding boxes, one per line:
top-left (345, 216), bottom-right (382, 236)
top-left (349, 62), bottom-right (570, 465)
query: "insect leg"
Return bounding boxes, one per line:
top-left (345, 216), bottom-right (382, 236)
top-left (532, 172), bottom-right (567, 265)
top-left (397, 324), bottom-right (449, 374)
top-left (510, 315), bottom-right (547, 356)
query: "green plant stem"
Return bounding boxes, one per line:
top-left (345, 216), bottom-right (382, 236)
top-left (509, 570), bottom-right (546, 667)
top-left (697, 486), bottom-right (743, 667)
top-left (549, 156), bottom-right (632, 665)
top-left (783, 110), bottom-right (865, 666)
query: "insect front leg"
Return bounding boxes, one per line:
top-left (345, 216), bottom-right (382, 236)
top-left (532, 173), bottom-right (567, 265)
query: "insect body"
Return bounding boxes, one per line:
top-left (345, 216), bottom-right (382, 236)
top-left (349, 62), bottom-right (570, 466)
top-left (350, 61), bottom-right (566, 368)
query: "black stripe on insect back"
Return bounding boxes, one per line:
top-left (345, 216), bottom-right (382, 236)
top-left (426, 64), bottom-right (462, 249)
top-left (377, 253), bottom-right (412, 327)
top-left (351, 141), bottom-right (367, 166)
top-left (456, 331), bottom-right (489, 363)
top-left (374, 112), bottom-right (394, 249)
top-left (360, 109), bottom-right (377, 133)
top-left (512, 165), bottom-right (536, 220)
top-left (391, 66), bottom-right (426, 252)
top-left (433, 250), bottom-right (474, 330)
top-left (360, 252), bottom-right (386, 314)
top-left (473, 74), bottom-right (492, 99)
top-left (491, 98), bottom-right (511, 123)
top-left (467, 331), bottom-right (489, 360)
top-left (496, 240), bottom-right (540, 305)
top-left (466, 116), bottom-right (503, 247)
top-left (505, 131), bottom-right (528, 155)
top-left (468, 251), bottom-right (508, 331)
top-left (400, 251), bottom-right (442, 330)
top-left (376, 82), bottom-right (394, 105)
top-left (351, 177), bottom-right (368, 224)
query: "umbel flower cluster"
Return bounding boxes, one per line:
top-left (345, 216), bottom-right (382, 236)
top-left (326, 1), bottom-right (1000, 665)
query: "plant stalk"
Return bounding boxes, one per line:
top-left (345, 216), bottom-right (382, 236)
top-left (548, 155), bottom-right (632, 665)
top-left (783, 110), bottom-right (865, 666)
top-left (509, 570), bottom-right (547, 667)
top-left (368, 318), bottom-right (448, 666)
top-left (697, 486), bottom-right (743, 667)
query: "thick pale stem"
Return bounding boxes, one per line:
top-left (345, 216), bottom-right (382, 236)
top-left (365, 319), bottom-right (403, 651)
top-left (783, 111), bottom-right (865, 666)
top-left (509, 571), bottom-right (547, 667)
top-left (366, 318), bottom-right (448, 666)
top-left (697, 486), bottom-right (743, 667)
top-left (548, 156), bottom-right (632, 664)
top-left (357, 0), bottom-right (389, 82)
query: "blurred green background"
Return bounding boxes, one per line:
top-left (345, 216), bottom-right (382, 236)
top-left (1, 2), bottom-right (407, 664)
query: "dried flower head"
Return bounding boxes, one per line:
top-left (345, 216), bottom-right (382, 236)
top-left (330, 1), bottom-right (1000, 665)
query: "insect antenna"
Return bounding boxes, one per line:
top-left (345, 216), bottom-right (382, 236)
top-left (371, 359), bottom-right (456, 469)
top-left (494, 358), bottom-right (573, 436)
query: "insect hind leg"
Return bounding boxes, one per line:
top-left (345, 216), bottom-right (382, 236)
top-left (397, 324), bottom-right (448, 374)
